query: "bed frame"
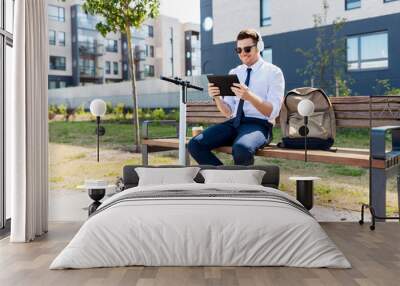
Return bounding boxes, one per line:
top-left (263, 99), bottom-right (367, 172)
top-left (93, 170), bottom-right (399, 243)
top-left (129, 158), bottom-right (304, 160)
top-left (122, 165), bottom-right (280, 190)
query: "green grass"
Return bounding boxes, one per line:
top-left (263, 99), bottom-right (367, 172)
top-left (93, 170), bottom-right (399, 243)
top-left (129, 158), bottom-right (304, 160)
top-left (50, 121), bottom-right (373, 150)
top-left (49, 120), bottom-right (177, 151)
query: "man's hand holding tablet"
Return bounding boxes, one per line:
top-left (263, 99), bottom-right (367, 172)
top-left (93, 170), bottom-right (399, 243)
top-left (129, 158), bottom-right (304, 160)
top-left (207, 75), bottom-right (240, 97)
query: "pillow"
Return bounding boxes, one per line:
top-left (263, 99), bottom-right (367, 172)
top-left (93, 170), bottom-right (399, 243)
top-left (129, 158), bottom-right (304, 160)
top-left (200, 169), bottom-right (266, 185)
top-left (135, 167), bottom-right (200, 186)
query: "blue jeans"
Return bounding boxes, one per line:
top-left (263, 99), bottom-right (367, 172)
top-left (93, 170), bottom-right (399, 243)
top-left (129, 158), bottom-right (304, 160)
top-left (188, 117), bottom-right (273, 166)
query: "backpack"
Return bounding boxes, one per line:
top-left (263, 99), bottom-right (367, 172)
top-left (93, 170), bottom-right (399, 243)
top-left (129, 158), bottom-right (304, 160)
top-left (278, 87), bottom-right (336, 150)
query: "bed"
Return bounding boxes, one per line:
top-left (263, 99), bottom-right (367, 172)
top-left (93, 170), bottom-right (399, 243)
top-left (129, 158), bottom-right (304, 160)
top-left (50, 165), bottom-right (351, 269)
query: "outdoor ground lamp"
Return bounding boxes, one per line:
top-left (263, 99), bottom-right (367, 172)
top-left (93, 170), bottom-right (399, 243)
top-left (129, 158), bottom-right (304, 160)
top-left (297, 99), bottom-right (315, 162)
top-left (90, 99), bottom-right (106, 162)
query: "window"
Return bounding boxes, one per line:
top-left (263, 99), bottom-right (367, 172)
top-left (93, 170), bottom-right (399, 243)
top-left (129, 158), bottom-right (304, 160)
top-left (49, 56), bottom-right (66, 70)
top-left (260, 0), bottom-right (271, 26)
top-left (1, 0), bottom-right (15, 231)
top-left (262, 48), bottom-right (272, 63)
top-left (49, 81), bottom-right (57, 89)
top-left (49, 30), bottom-right (56, 45)
top-left (145, 45), bottom-right (149, 57)
top-left (48, 5), bottom-right (65, 22)
top-left (59, 81), bottom-right (67, 88)
top-left (150, 45), bottom-right (154, 57)
top-left (105, 61), bottom-right (111, 74)
top-left (347, 32), bottom-right (388, 71)
top-left (106, 39), bottom-right (118, 52)
top-left (345, 0), bottom-right (361, 10)
top-left (80, 58), bottom-right (96, 75)
top-left (144, 65), bottom-right (155, 77)
top-left (147, 25), bottom-right (154, 37)
top-left (384, 0), bottom-right (399, 2)
top-left (58, 32), bottom-right (65, 46)
top-left (113, 62), bottom-right (119, 75)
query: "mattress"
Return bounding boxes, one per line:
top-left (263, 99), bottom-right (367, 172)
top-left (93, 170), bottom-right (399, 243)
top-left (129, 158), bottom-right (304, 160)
top-left (50, 183), bottom-right (351, 269)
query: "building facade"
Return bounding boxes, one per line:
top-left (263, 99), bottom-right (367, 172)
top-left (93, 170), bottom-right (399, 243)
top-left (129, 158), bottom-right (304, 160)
top-left (47, 0), bottom-right (201, 89)
top-left (201, 0), bottom-right (400, 95)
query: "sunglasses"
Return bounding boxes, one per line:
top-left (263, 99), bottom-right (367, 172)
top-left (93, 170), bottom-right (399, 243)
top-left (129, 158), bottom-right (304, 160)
top-left (235, 44), bottom-right (257, 54)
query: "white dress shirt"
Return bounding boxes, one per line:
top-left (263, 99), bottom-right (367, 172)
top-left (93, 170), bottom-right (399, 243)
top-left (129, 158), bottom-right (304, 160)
top-left (222, 57), bottom-right (285, 124)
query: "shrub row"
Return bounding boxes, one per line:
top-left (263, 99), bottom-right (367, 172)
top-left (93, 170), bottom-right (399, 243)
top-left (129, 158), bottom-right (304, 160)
top-left (48, 103), bottom-right (179, 121)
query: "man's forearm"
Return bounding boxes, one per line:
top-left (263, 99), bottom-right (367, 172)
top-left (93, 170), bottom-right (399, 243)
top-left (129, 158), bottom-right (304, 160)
top-left (246, 91), bottom-right (273, 117)
top-left (214, 97), bottom-right (232, 118)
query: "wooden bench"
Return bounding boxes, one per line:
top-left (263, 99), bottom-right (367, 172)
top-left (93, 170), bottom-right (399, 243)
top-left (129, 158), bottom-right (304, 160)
top-left (141, 96), bottom-right (400, 218)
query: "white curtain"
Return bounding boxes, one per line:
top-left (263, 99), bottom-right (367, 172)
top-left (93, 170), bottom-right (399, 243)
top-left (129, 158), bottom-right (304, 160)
top-left (8, 0), bottom-right (49, 242)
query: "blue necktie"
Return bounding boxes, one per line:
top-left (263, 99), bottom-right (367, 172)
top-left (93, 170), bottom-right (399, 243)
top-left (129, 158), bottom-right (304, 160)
top-left (233, 68), bottom-right (252, 128)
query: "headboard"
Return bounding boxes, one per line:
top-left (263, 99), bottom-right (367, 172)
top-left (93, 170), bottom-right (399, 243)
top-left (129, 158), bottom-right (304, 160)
top-left (122, 165), bottom-right (280, 189)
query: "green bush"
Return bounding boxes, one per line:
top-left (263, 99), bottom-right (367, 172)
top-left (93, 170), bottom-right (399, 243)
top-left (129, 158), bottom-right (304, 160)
top-left (138, 108), bottom-right (144, 119)
top-left (49, 104), bottom-right (59, 115)
top-left (114, 103), bottom-right (127, 119)
top-left (166, 109), bottom-right (179, 121)
top-left (151, 108), bottom-right (166, 120)
top-left (58, 104), bottom-right (67, 116)
top-left (386, 88), bottom-right (400, 96)
top-left (75, 104), bottom-right (86, 115)
top-left (106, 101), bottom-right (113, 114)
top-left (374, 79), bottom-right (400, 96)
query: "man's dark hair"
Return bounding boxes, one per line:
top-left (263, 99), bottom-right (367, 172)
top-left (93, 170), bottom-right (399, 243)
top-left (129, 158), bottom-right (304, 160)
top-left (236, 29), bottom-right (259, 43)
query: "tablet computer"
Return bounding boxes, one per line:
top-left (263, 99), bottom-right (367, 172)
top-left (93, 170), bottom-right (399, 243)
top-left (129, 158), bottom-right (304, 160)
top-left (207, 74), bottom-right (240, 96)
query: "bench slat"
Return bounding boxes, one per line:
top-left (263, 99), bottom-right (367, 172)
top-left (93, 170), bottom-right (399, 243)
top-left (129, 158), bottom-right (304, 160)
top-left (187, 103), bottom-right (400, 112)
top-left (330, 96), bottom-right (400, 104)
top-left (186, 117), bottom-right (399, 127)
top-left (335, 111), bottom-right (400, 120)
top-left (187, 117), bottom-right (225, 124)
top-left (187, 111), bottom-right (225, 117)
top-left (187, 106), bottom-right (219, 112)
top-left (336, 119), bottom-right (400, 128)
top-left (141, 138), bottom-right (385, 169)
top-left (332, 103), bottom-right (400, 111)
top-left (185, 100), bottom-right (400, 128)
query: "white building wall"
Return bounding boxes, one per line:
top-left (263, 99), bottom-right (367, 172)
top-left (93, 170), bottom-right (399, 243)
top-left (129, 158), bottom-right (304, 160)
top-left (46, 0), bottom-right (200, 84)
top-left (103, 32), bottom-right (123, 81)
top-left (155, 15), bottom-right (185, 77)
top-left (212, 0), bottom-right (400, 45)
top-left (48, 0), bottom-right (73, 77)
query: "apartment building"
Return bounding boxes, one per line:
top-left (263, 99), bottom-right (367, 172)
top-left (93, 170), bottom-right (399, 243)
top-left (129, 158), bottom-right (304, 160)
top-left (201, 0), bottom-right (400, 95)
top-left (47, 0), bottom-right (201, 89)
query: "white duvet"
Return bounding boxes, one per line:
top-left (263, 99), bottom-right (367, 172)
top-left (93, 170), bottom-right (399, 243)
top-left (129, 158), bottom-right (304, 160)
top-left (50, 183), bottom-right (351, 269)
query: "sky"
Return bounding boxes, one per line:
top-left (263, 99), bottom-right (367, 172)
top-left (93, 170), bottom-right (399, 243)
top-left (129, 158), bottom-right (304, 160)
top-left (160, 0), bottom-right (200, 24)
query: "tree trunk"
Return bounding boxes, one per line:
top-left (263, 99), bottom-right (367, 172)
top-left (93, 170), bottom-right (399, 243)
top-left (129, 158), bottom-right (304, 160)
top-left (125, 24), bottom-right (141, 153)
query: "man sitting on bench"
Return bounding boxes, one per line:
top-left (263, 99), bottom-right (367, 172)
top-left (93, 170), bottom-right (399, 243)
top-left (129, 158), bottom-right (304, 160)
top-left (188, 29), bottom-right (285, 166)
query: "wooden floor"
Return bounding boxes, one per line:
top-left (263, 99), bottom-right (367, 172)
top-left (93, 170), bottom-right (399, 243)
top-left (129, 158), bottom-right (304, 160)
top-left (1, 222), bottom-right (400, 286)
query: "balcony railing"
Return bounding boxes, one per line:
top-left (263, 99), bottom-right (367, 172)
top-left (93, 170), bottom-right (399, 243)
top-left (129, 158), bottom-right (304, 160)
top-left (134, 45), bottom-right (146, 61)
top-left (78, 41), bottom-right (104, 56)
top-left (79, 66), bottom-right (103, 79)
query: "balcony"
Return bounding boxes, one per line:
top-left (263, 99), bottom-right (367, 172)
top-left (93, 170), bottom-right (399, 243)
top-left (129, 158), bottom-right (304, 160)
top-left (79, 66), bottom-right (103, 79)
top-left (131, 27), bottom-right (147, 40)
top-left (78, 41), bottom-right (104, 56)
top-left (134, 45), bottom-right (146, 61)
